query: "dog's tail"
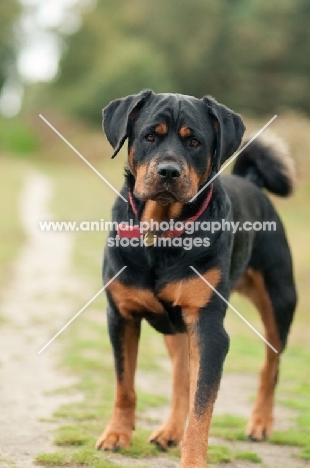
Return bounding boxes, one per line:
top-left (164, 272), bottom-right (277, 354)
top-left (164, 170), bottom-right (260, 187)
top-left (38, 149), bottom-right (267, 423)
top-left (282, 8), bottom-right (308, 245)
top-left (232, 131), bottom-right (296, 197)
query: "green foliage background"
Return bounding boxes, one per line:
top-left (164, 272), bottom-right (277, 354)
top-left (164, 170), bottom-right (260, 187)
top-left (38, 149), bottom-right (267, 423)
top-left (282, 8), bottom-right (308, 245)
top-left (48, 0), bottom-right (310, 122)
top-left (1, 0), bottom-right (310, 123)
top-left (0, 0), bottom-right (20, 90)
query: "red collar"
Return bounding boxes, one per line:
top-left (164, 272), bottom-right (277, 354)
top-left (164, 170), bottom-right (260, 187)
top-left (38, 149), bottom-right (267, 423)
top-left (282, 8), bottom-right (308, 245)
top-left (117, 184), bottom-right (213, 242)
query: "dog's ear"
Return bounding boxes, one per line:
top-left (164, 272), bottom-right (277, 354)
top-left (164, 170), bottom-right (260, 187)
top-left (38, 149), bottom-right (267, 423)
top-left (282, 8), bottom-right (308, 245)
top-left (202, 96), bottom-right (245, 170)
top-left (103, 90), bottom-right (153, 158)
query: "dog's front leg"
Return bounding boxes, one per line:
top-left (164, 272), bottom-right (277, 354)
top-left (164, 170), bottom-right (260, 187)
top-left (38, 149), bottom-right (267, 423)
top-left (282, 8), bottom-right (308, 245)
top-left (180, 299), bottom-right (229, 468)
top-left (96, 308), bottom-right (141, 451)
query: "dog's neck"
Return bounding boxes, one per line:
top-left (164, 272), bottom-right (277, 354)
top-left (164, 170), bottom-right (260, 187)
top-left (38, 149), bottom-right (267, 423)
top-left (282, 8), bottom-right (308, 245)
top-left (140, 200), bottom-right (184, 223)
top-left (125, 171), bottom-right (214, 224)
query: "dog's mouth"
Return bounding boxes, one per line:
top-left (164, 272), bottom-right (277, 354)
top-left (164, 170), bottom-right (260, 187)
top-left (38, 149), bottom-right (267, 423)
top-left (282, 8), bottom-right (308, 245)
top-left (134, 185), bottom-right (195, 204)
top-left (151, 191), bottom-right (178, 205)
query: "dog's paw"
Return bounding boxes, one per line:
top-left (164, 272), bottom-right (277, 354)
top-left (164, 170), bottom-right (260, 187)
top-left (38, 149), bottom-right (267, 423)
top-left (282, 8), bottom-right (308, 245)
top-left (246, 414), bottom-right (273, 441)
top-left (149, 423), bottom-right (184, 450)
top-left (96, 427), bottom-right (132, 451)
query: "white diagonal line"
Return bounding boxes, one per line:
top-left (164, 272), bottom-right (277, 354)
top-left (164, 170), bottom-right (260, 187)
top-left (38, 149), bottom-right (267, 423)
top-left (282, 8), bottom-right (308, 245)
top-left (190, 266), bottom-right (278, 353)
top-left (190, 115), bottom-right (278, 202)
top-left (38, 266), bottom-right (127, 354)
top-left (39, 114), bottom-right (127, 202)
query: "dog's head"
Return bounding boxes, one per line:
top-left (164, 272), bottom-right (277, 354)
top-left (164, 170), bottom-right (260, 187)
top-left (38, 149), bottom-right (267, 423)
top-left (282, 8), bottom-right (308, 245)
top-left (103, 90), bottom-right (245, 204)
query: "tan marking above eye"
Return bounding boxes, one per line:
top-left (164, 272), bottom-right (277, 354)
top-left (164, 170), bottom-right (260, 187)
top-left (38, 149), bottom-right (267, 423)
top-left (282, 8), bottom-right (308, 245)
top-left (179, 126), bottom-right (192, 138)
top-left (155, 123), bottom-right (168, 135)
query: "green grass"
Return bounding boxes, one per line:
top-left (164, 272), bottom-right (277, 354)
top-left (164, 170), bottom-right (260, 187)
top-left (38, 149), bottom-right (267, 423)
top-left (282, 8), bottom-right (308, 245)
top-left (119, 430), bottom-right (165, 458)
top-left (35, 450), bottom-right (136, 467)
top-left (208, 445), bottom-right (232, 463)
top-left (300, 446), bottom-right (310, 460)
top-left (54, 426), bottom-right (93, 447)
top-left (0, 116), bottom-right (39, 155)
top-left (270, 430), bottom-right (310, 447)
top-left (210, 415), bottom-right (248, 441)
top-left (35, 444), bottom-right (234, 467)
top-left (235, 451), bottom-right (262, 463)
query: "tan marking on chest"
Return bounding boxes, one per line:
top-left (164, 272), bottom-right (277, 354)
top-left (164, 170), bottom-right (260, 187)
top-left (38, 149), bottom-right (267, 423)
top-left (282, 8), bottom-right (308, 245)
top-left (158, 268), bottom-right (221, 313)
top-left (107, 280), bottom-right (165, 318)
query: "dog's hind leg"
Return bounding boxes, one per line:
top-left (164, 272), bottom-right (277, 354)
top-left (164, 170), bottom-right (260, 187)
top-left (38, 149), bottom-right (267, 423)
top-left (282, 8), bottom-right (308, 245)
top-left (234, 264), bottom-right (296, 440)
top-left (149, 333), bottom-right (189, 449)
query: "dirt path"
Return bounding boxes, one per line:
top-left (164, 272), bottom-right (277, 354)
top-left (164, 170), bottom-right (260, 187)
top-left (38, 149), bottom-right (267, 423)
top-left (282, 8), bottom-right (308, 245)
top-left (0, 171), bottom-right (81, 468)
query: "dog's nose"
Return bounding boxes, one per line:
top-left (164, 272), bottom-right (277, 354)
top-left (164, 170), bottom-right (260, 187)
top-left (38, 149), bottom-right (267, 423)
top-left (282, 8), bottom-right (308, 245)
top-left (157, 163), bottom-right (181, 181)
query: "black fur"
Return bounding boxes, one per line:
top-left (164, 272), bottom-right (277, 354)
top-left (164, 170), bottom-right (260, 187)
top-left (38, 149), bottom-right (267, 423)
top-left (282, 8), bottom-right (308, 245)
top-left (203, 95), bottom-right (245, 169)
top-left (103, 89), bottom-right (153, 158)
top-left (98, 91), bottom-right (297, 459)
top-left (233, 137), bottom-right (295, 196)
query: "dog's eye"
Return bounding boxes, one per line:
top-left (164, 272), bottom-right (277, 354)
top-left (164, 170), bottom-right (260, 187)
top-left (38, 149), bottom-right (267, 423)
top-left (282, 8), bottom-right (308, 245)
top-left (190, 139), bottom-right (200, 148)
top-left (146, 134), bottom-right (155, 142)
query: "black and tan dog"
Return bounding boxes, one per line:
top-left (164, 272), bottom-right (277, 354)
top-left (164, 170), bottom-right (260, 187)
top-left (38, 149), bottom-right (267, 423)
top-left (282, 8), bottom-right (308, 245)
top-left (96, 90), bottom-right (297, 468)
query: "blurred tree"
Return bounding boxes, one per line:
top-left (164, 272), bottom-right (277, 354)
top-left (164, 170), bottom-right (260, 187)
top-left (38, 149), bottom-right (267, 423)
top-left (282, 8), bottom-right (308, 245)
top-left (283, 0), bottom-right (310, 113)
top-left (0, 0), bottom-right (20, 91)
top-left (51, 0), bottom-right (175, 121)
top-left (36, 0), bottom-right (310, 121)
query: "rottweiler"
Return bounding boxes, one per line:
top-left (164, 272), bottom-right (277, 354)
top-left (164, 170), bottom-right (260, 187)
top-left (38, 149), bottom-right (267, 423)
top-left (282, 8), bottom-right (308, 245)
top-left (96, 90), bottom-right (297, 468)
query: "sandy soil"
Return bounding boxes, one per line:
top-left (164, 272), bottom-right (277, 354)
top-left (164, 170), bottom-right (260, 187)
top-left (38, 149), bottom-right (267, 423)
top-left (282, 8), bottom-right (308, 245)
top-left (0, 171), bottom-right (82, 468)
